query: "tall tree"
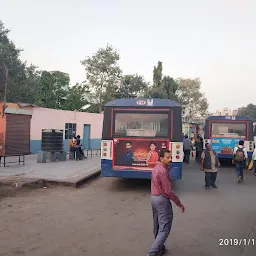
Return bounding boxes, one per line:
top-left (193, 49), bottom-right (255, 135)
top-left (237, 104), bottom-right (256, 121)
top-left (148, 61), bottom-right (178, 100)
top-left (0, 20), bottom-right (37, 103)
top-left (36, 70), bottom-right (69, 109)
top-left (153, 61), bottom-right (162, 87)
top-left (81, 44), bottom-right (122, 113)
top-left (176, 78), bottom-right (208, 121)
top-left (116, 74), bottom-right (148, 98)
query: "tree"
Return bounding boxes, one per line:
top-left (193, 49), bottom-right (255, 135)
top-left (148, 75), bottom-right (178, 100)
top-left (0, 20), bottom-right (37, 103)
top-left (116, 74), bottom-right (148, 98)
top-left (62, 83), bottom-right (89, 111)
top-left (162, 76), bottom-right (178, 100)
top-left (153, 61), bottom-right (162, 87)
top-left (237, 104), bottom-right (256, 121)
top-left (147, 61), bottom-right (178, 100)
top-left (81, 44), bottom-right (122, 113)
top-left (36, 70), bottom-right (69, 109)
top-left (176, 78), bottom-right (208, 121)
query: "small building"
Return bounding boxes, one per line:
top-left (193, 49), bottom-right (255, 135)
top-left (0, 102), bottom-right (103, 154)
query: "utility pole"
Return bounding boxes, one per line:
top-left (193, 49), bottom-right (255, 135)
top-left (1, 62), bottom-right (8, 117)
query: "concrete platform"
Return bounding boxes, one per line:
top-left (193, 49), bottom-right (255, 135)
top-left (0, 154), bottom-right (100, 188)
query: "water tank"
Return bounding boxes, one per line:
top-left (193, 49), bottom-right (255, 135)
top-left (41, 129), bottom-right (64, 152)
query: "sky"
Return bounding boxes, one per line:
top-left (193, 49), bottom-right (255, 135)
top-left (1, 0), bottom-right (256, 112)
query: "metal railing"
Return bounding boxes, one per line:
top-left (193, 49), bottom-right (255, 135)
top-left (83, 149), bottom-right (101, 158)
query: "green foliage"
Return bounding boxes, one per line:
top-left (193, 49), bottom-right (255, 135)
top-left (0, 20), bottom-right (30, 103)
top-left (62, 83), bottom-right (89, 111)
top-left (116, 74), bottom-right (148, 98)
top-left (81, 44), bottom-right (122, 113)
top-left (176, 78), bottom-right (208, 120)
top-left (153, 61), bottom-right (162, 87)
top-left (147, 61), bottom-right (178, 100)
top-left (237, 104), bottom-right (256, 121)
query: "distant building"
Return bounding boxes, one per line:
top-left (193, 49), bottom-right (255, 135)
top-left (214, 108), bottom-right (238, 116)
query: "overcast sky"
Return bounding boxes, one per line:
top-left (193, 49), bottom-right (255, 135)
top-left (1, 0), bottom-right (256, 112)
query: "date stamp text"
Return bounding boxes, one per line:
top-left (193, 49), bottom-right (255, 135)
top-left (219, 238), bottom-right (255, 246)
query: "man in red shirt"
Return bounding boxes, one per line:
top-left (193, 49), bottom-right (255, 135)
top-left (148, 149), bottom-right (185, 256)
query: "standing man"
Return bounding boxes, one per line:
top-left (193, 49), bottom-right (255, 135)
top-left (195, 136), bottom-right (203, 163)
top-left (148, 149), bottom-right (185, 256)
top-left (201, 143), bottom-right (220, 189)
top-left (233, 140), bottom-right (248, 183)
top-left (183, 135), bottom-right (193, 164)
top-left (252, 146), bottom-right (256, 176)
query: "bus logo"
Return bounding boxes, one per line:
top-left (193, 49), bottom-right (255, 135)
top-left (136, 100), bottom-right (146, 105)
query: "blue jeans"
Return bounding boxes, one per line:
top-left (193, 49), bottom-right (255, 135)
top-left (254, 161), bottom-right (256, 174)
top-left (235, 161), bottom-right (245, 179)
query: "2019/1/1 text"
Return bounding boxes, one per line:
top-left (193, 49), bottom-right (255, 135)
top-left (219, 239), bottom-right (255, 246)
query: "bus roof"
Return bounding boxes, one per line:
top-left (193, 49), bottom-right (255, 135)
top-left (104, 98), bottom-right (181, 107)
top-left (206, 115), bottom-right (252, 121)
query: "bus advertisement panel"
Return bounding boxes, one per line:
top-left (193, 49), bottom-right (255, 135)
top-left (113, 138), bottom-right (169, 170)
top-left (211, 138), bottom-right (240, 155)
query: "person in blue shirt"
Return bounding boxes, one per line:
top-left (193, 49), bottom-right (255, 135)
top-left (121, 141), bottom-right (134, 166)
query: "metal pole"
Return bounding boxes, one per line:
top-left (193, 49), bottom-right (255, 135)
top-left (2, 62), bottom-right (8, 117)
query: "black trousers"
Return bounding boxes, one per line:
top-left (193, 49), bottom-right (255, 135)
top-left (183, 150), bottom-right (191, 164)
top-left (205, 172), bottom-right (217, 187)
top-left (196, 151), bottom-right (202, 163)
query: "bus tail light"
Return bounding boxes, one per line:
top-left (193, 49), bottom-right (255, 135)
top-left (245, 141), bottom-right (254, 152)
top-left (101, 140), bottom-right (112, 160)
top-left (171, 142), bottom-right (183, 162)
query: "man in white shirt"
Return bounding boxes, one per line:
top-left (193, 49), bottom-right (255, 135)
top-left (233, 140), bottom-right (248, 183)
top-left (252, 147), bottom-right (256, 176)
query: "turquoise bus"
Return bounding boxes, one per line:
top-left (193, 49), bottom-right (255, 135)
top-left (204, 116), bottom-right (255, 160)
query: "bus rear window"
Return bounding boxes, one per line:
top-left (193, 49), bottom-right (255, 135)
top-left (114, 113), bottom-right (169, 137)
top-left (211, 122), bottom-right (246, 138)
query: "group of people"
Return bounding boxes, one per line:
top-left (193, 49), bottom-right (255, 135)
top-left (182, 134), bottom-right (204, 164)
top-left (68, 135), bottom-right (87, 160)
top-left (147, 139), bottom-right (256, 256)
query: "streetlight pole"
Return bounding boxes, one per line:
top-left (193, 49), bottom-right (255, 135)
top-left (2, 62), bottom-right (8, 117)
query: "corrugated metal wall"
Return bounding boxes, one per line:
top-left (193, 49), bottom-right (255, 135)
top-left (5, 114), bottom-right (31, 155)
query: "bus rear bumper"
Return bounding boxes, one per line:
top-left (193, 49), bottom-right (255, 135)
top-left (101, 160), bottom-right (182, 180)
top-left (217, 152), bottom-right (253, 160)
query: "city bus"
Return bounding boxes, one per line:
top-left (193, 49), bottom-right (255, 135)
top-left (101, 98), bottom-right (183, 179)
top-left (204, 116), bottom-right (255, 160)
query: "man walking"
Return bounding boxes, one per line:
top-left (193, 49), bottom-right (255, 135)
top-left (201, 143), bottom-right (220, 189)
top-left (233, 140), bottom-right (248, 183)
top-left (148, 149), bottom-right (185, 256)
top-left (183, 135), bottom-right (193, 164)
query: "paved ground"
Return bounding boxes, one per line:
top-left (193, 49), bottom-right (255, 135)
top-left (0, 162), bottom-right (256, 256)
top-left (0, 154), bottom-right (100, 187)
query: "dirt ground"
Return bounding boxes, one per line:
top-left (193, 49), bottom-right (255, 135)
top-left (0, 163), bottom-right (256, 256)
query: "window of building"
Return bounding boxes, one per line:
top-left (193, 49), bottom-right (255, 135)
top-left (65, 123), bottom-right (76, 139)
